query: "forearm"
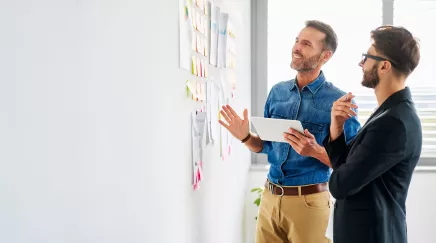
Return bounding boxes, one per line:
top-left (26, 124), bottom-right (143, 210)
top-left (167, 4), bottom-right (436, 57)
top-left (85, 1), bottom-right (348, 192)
top-left (330, 124), bottom-right (344, 142)
top-left (243, 132), bottom-right (264, 153)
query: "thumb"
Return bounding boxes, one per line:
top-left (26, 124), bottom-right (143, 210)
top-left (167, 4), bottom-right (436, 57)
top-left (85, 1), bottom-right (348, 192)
top-left (342, 92), bottom-right (355, 101)
top-left (243, 108), bottom-right (248, 121)
top-left (304, 129), bottom-right (315, 139)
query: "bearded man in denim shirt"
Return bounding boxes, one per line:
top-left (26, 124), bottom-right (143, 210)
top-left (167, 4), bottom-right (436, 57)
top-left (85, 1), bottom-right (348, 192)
top-left (219, 20), bottom-right (360, 243)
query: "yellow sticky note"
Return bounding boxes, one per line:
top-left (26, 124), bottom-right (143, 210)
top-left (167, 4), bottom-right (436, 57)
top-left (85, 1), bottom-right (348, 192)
top-left (186, 80), bottom-right (191, 97)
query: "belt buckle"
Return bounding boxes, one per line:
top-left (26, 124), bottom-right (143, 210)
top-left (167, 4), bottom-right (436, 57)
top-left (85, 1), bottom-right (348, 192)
top-left (276, 184), bottom-right (284, 196)
top-left (269, 182), bottom-right (284, 197)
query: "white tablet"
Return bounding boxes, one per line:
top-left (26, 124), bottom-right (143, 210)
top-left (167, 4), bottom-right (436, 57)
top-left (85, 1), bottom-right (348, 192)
top-left (251, 117), bottom-right (304, 143)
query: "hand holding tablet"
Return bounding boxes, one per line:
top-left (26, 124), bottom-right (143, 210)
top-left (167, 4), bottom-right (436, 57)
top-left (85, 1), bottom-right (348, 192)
top-left (250, 117), bottom-right (305, 143)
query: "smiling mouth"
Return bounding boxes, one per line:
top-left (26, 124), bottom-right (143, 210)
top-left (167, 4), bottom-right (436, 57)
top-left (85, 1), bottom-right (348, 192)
top-left (293, 53), bottom-right (303, 59)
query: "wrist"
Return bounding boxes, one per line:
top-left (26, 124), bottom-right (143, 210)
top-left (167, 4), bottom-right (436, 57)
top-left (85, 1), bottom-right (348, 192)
top-left (330, 124), bottom-right (344, 135)
top-left (313, 144), bottom-right (324, 160)
top-left (330, 122), bottom-right (344, 130)
top-left (314, 145), bottom-right (328, 163)
top-left (241, 132), bottom-right (251, 143)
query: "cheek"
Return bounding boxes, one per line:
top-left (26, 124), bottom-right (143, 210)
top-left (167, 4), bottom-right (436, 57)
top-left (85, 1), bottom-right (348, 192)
top-left (363, 63), bottom-right (372, 72)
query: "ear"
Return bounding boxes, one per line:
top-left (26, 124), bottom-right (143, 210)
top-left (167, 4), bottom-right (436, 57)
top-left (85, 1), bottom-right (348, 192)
top-left (379, 61), bottom-right (392, 74)
top-left (322, 50), bottom-right (333, 63)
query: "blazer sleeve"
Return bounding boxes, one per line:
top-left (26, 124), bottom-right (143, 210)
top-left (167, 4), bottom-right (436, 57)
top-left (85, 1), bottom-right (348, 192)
top-left (327, 116), bottom-right (407, 199)
top-left (323, 131), bottom-right (348, 169)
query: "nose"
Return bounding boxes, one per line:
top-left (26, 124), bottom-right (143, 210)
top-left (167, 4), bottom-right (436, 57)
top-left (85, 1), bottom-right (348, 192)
top-left (293, 43), bottom-right (302, 53)
top-left (358, 60), bottom-right (364, 67)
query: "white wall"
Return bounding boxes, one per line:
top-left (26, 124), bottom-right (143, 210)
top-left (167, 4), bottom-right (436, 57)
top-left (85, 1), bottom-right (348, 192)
top-left (0, 0), bottom-right (251, 243)
top-left (244, 167), bottom-right (269, 243)
top-left (244, 168), bottom-right (436, 243)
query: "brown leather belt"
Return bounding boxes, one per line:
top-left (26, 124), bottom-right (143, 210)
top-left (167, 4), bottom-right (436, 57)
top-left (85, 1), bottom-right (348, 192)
top-left (265, 180), bottom-right (328, 196)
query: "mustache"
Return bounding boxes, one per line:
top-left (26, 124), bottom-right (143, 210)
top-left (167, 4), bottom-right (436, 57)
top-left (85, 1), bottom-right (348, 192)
top-left (293, 51), bottom-right (304, 58)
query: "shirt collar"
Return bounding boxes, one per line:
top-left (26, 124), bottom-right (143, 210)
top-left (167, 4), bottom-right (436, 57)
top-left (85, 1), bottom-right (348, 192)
top-left (289, 71), bottom-right (326, 94)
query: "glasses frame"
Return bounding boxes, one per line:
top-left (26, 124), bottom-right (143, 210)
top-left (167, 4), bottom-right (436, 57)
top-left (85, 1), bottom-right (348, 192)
top-left (361, 53), bottom-right (398, 68)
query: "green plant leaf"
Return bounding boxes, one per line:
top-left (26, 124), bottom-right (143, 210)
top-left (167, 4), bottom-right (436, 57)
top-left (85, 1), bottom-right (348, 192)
top-left (251, 187), bottom-right (261, 193)
top-left (254, 198), bottom-right (261, 207)
top-left (251, 187), bottom-right (264, 194)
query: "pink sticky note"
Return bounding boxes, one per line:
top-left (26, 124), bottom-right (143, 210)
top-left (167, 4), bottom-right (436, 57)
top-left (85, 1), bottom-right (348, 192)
top-left (200, 60), bottom-right (203, 77)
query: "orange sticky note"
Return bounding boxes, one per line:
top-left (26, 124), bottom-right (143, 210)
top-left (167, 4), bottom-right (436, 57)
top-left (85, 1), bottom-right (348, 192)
top-left (196, 58), bottom-right (201, 76)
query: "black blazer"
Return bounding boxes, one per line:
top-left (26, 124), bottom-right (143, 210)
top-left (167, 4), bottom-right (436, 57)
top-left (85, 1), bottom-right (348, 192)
top-left (324, 87), bottom-right (422, 243)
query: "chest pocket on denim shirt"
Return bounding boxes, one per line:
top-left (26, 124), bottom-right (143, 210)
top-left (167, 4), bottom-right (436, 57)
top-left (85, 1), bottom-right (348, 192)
top-left (269, 113), bottom-right (291, 162)
top-left (301, 121), bottom-right (327, 145)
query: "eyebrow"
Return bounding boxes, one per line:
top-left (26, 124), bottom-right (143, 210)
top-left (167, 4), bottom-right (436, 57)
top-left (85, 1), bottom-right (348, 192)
top-left (295, 38), bottom-right (313, 45)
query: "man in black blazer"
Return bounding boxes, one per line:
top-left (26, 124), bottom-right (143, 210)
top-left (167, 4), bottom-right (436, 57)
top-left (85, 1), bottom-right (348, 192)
top-left (323, 26), bottom-right (422, 243)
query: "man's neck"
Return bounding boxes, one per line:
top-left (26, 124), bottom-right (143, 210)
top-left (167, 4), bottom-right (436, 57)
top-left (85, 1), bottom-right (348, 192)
top-left (296, 69), bottom-right (321, 90)
top-left (374, 78), bottom-right (406, 106)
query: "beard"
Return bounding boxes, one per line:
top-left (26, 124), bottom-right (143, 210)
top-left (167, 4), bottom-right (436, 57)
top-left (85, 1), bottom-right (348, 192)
top-left (361, 64), bottom-right (380, 88)
top-left (290, 52), bottom-right (322, 72)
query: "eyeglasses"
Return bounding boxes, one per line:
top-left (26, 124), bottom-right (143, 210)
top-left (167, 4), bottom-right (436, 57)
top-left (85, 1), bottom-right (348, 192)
top-left (361, 53), bottom-right (397, 68)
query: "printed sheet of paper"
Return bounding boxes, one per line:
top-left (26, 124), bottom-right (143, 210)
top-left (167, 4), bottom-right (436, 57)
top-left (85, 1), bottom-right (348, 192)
top-left (206, 81), bottom-right (212, 145)
top-left (210, 80), bottom-right (220, 144)
top-left (217, 12), bottom-right (229, 68)
top-left (219, 69), bottom-right (232, 101)
top-left (218, 90), bottom-right (230, 160)
top-left (209, 4), bottom-right (220, 66)
top-left (192, 111), bottom-right (206, 190)
top-left (205, 80), bottom-right (220, 145)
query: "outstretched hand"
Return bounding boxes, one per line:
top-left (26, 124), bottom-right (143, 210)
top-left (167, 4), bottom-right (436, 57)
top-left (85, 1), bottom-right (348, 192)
top-left (218, 105), bottom-right (250, 141)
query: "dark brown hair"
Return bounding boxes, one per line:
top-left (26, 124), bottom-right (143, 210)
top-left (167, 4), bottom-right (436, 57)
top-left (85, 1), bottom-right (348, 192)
top-left (305, 20), bottom-right (338, 53)
top-left (371, 25), bottom-right (420, 76)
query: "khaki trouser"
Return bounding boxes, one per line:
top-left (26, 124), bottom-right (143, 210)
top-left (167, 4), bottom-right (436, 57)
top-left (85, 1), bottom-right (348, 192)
top-left (256, 183), bottom-right (332, 243)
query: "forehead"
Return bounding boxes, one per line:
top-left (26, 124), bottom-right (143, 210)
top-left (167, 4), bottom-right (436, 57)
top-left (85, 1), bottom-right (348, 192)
top-left (297, 27), bottom-right (326, 44)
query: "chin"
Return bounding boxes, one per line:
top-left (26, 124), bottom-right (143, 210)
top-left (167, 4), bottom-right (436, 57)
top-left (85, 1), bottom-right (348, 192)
top-left (361, 81), bottom-right (374, 89)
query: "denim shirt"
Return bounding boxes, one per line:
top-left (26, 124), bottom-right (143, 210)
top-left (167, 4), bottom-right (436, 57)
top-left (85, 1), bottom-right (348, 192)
top-left (260, 71), bottom-right (361, 186)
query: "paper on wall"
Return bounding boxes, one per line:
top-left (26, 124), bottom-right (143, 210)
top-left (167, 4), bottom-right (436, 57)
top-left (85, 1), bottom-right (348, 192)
top-left (217, 12), bottom-right (229, 68)
top-left (209, 4), bottom-right (220, 66)
top-left (192, 111), bottom-right (207, 190)
top-left (179, 0), bottom-right (193, 70)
